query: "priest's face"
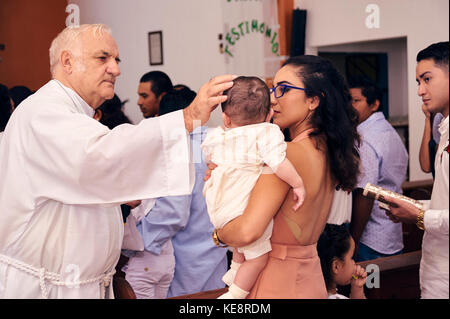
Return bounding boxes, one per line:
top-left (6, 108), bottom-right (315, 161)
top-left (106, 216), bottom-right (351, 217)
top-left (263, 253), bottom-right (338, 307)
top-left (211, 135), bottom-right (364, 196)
top-left (71, 31), bottom-right (121, 109)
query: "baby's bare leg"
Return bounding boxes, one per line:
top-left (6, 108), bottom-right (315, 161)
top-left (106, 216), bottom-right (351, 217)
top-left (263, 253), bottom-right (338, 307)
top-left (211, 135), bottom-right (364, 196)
top-left (232, 248), bottom-right (245, 263)
top-left (233, 253), bottom-right (269, 291)
top-left (222, 248), bottom-right (243, 286)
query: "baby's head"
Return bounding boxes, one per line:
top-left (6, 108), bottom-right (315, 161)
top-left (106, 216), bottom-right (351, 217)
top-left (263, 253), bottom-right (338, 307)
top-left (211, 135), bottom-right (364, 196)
top-left (317, 224), bottom-right (356, 289)
top-left (221, 76), bottom-right (271, 127)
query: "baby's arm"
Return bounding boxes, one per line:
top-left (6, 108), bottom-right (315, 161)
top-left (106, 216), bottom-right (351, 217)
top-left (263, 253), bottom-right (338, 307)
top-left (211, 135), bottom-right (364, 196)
top-left (274, 158), bottom-right (305, 210)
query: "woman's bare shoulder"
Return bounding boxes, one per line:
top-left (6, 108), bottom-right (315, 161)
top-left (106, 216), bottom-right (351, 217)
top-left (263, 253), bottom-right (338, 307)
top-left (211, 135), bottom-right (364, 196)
top-left (286, 138), bottom-right (326, 167)
top-left (286, 138), bottom-right (329, 193)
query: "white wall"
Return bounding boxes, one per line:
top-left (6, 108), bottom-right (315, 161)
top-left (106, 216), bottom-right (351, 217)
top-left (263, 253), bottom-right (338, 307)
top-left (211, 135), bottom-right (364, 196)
top-left (69, 0), bottom-right (449, 181)
top-left (319, 37), bottom-right (408, 118)
top-left (70, 0), bottom-right (227, 125)
top-left (295, 0), bottom-right (449, 181)
top-left (69, 0), bottom-right (280, 128)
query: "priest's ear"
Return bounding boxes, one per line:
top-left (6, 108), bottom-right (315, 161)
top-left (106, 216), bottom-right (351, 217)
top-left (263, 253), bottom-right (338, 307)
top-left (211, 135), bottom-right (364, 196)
top-left (60, 50), bottom-right (76, 74)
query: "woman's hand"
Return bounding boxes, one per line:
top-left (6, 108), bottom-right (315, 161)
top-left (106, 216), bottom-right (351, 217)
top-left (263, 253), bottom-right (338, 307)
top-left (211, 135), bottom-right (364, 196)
top-left (218, 172), bottom-right (290, 247)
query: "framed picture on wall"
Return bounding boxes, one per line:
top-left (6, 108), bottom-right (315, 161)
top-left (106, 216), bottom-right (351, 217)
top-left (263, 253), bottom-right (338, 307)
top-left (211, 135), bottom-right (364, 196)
top-left (148, 31), bottom-right (163, 66)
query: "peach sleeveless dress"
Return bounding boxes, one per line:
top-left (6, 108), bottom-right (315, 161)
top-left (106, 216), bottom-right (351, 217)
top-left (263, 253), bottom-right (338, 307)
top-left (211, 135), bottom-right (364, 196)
top-left (248, 131), bottom-right (328, 299)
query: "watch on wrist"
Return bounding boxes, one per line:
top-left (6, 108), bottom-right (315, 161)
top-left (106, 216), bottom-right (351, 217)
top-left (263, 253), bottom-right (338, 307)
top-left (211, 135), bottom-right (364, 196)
top-left (212, 229), bottom-right (228, 248)
top-left (416, 209), bottom-right (426, 231)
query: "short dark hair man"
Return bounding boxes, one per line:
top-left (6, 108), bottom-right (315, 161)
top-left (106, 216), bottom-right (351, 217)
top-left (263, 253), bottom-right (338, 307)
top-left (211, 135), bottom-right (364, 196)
top-left (348, 76), bottom-right (409, 262)
top-left (137, 71), bottom-right (173, 118)
top-left (387, 41), bottom-right (449, 299)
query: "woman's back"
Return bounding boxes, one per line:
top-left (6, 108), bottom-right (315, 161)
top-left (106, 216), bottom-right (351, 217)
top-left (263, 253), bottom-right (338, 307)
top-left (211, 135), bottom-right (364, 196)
top-left (247, 135), bottom-right (333, 299)
top-left (271, 135), bottom-right (335, 246)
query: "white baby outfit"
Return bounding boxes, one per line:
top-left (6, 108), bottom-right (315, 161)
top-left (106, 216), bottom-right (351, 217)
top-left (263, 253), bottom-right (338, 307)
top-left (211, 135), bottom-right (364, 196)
top-left (202, 122), bottom-right (286, 259)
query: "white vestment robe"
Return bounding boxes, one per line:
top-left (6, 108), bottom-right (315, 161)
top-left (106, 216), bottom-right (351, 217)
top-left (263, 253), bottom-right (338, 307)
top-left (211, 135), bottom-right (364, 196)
top-left (0, 80), bottom-right (193, 299)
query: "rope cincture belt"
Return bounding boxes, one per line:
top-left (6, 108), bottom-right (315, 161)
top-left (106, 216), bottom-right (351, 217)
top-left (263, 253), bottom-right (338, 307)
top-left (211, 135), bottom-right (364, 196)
top-left (0, 253), bottom-right (115, 299)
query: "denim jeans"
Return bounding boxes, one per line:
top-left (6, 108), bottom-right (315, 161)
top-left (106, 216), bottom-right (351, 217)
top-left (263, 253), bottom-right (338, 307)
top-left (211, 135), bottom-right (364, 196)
top-left (356, 242), bottom-right (403, 262)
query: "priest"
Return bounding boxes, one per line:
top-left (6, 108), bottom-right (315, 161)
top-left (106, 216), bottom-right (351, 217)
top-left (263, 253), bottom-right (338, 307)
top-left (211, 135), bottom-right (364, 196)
top-left (0, 24), bottom-right (234, 299)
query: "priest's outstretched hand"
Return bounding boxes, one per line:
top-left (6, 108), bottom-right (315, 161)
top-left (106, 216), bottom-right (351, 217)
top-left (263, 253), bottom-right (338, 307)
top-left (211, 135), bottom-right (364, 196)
top-left (183, 75), bottom-right (236, 132)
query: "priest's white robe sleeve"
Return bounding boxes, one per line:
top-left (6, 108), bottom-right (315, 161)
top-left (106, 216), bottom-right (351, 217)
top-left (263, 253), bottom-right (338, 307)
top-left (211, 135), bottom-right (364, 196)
top-left (25, 103), bottom-right (192, 205)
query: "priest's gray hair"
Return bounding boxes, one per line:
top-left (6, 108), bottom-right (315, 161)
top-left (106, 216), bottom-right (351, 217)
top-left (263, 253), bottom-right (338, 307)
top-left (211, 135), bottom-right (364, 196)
top-left (49, 24), bottom-right (112, 76)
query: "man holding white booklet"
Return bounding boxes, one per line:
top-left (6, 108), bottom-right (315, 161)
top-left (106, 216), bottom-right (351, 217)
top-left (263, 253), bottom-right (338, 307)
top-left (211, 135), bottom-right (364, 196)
top-left (385, 41), bottom-right (448, 299)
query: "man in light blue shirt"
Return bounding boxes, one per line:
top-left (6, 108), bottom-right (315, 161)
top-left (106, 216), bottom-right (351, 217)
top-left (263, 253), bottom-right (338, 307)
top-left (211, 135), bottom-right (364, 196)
top-left (124, 87), bottom-right (228, 298)
top-left (349, 77), bottom-right (408, 261)
top-left (168, 124), bottom-right (228, 297)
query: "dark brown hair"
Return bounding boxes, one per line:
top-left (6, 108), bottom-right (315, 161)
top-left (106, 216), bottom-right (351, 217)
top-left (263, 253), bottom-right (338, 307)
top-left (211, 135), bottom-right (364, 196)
top-left (317, 224), bottom-right (352, 290)
top-left (221, 76), bottom-right (270, 126)
top-left (282, 55), bottom-right (360, 191)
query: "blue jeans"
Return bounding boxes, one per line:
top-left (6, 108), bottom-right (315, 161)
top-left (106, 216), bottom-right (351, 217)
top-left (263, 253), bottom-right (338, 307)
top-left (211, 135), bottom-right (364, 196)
top-left (356, 242), bottom-right (403, 262)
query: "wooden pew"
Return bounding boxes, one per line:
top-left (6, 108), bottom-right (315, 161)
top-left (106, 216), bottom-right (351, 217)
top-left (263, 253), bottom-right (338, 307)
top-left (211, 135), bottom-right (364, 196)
top-left (351, 250), bottom-right (421, 299)
top-left (119, 180), bottom-right (431, 300)
top-left (401, 179), bottom-right (433, 253)
top-left (401, 179), bottom-right (433, 200)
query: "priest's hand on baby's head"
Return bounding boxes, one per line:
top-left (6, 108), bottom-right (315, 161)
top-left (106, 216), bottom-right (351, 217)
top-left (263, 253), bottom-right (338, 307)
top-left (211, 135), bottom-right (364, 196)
top-left (183, 75), bottom-right (236, 132)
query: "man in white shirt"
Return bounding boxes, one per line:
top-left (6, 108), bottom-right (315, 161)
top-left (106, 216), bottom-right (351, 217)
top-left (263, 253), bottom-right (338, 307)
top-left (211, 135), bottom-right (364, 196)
top-left (0, 24), bottom-right (234, 299)
top-left (386, 41), bottom-right (449, 299)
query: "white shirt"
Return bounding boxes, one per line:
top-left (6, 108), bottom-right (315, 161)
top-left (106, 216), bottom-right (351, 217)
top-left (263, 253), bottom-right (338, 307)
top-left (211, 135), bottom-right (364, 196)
top-left (0, 80), bottom-right (193, 299)
top-left (421, 115), bottom-right (449, 299)
top-left (327, 189), bottom-right (352, 225)
top-left (328, 291), bottom-right (349, 299)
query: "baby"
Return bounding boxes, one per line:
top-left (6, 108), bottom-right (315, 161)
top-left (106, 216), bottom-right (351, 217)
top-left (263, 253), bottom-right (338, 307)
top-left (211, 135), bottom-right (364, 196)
top-left (201, 76), bottom-right (306, 299)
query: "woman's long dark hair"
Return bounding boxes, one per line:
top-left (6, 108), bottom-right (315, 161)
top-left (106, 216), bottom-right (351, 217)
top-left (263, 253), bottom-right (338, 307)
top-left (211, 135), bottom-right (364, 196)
top-left (282, 55), bottom-right (360, 191)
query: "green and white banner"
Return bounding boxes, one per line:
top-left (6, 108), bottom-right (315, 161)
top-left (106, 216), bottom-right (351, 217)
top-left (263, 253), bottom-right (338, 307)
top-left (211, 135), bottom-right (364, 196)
top-left (220, 0), bottom-right (281, 79)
